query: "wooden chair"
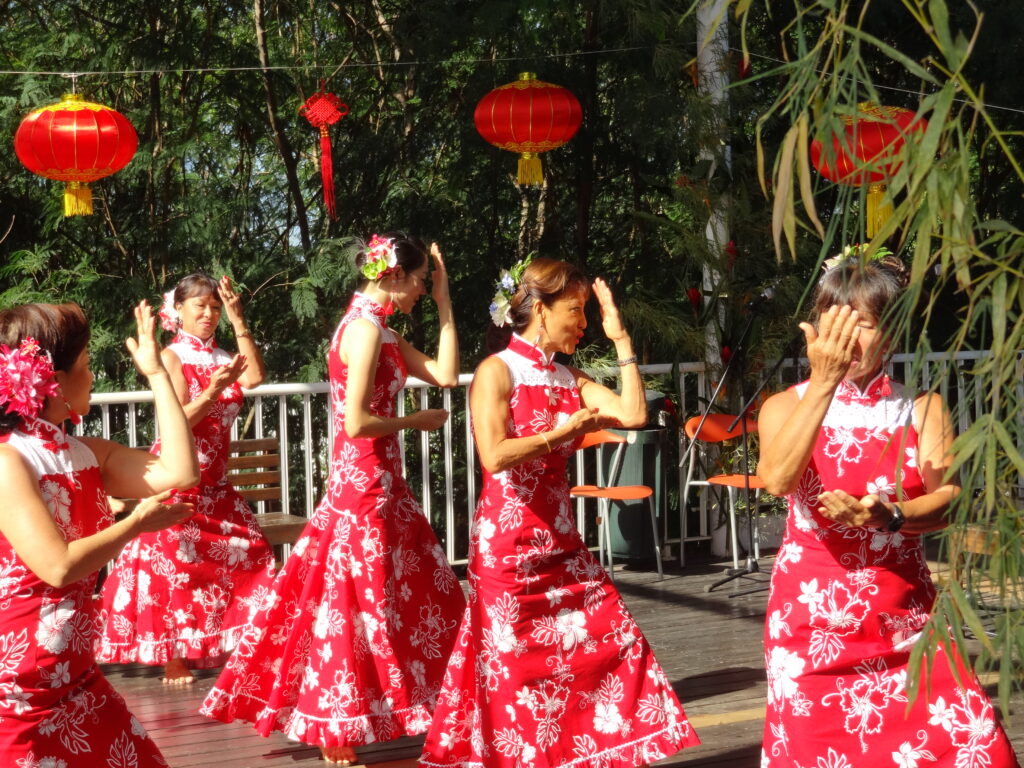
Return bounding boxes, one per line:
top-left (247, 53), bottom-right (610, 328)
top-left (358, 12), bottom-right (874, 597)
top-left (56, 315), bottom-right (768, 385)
top-left (681, 414), bottom-right (766, 569)
top-left (227, 438), bottom-right (307, 550)
top-left (570, 429), bottom-right (663, 581)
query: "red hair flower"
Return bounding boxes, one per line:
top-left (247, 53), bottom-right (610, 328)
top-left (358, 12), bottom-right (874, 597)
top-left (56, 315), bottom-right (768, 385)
top-left (0, 338), bottom-right (60, 421)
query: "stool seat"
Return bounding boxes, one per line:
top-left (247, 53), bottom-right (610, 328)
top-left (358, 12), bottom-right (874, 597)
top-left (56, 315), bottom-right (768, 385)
top-left (708, 474), bottom-right (767, 490)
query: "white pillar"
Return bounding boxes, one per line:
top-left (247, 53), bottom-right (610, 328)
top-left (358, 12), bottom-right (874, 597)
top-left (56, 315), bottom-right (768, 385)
top-left (696, 0), bottom-right (731, 382)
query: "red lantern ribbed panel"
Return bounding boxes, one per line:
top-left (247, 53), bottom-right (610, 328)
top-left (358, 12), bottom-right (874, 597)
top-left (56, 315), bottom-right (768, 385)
top-left (810, 104), bottom-right (924, 187)
top-left (474, 74), bottom-right (582, 154)
top-left (14, 94), bottom-right (138, 183)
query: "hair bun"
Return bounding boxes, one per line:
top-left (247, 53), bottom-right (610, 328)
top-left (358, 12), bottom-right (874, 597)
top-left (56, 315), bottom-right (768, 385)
top-left (875, 254), bottom-right (909, 289)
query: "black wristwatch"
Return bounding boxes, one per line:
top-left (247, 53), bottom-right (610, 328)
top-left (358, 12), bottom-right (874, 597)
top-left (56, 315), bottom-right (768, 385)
top-left (884, 502), bottom-right (906, 533)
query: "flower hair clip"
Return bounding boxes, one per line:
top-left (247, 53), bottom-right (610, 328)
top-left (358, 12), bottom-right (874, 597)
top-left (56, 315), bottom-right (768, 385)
top-left (822, 243), bottom-right (894, 272)
top-left (0, 337), bottom-right (61, 421)
top-left (158, 289), bottom-right (180, 332)
top-left (489, 255), bottom-right (533, 327)
top-left (360, 234), bottom-right (399, 281)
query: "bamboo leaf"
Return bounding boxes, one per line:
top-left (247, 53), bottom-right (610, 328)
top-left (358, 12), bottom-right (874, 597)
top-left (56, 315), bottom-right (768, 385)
top-left (772, 125), bottom-right (798, 260)
top-left (796, 113), bottom-right (825, 239)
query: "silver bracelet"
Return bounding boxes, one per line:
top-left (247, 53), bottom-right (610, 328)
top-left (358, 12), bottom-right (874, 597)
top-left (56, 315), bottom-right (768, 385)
top-left (617, 355), bottom-right (637, 367)
top-left (539, 432), bottom-right (552, 452)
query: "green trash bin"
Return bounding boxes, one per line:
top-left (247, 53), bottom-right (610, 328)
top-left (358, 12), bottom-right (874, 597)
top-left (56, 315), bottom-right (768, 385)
top-left (602, 426), bottom-right (667, 561)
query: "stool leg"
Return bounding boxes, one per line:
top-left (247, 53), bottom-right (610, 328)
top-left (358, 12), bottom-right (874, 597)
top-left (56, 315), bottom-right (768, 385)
top-left (728, 487), bottom-right (740, 570)
top-left (647, 496), bottom-right (663, 580)
top-left (602, 498), bottom-right (616, 583)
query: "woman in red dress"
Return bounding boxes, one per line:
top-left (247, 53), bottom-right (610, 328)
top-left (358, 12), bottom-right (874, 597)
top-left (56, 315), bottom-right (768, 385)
top-left (0, 301), bottom-right (198, 766)
top-left (757, 252), bottom-right (1019, 767)
top-left (98, 273), bottom-right (275, 684)
top-left (201, 233), bottom-right (465, 765)
top-left (420, 258), bottom-right (699, 768)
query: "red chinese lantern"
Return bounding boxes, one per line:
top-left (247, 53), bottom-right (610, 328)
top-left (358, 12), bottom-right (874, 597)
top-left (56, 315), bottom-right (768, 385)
top-left (810, 103), bottom-right (927, 237)
top-left (300, 85), bottom-right (348, 220)
top-left (474, 72), bottom-right (582, 186)
top-left (14, 93), bottom-right (138, 217)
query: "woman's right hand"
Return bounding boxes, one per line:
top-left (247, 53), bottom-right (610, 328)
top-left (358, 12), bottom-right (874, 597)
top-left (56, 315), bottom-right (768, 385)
top-left (429, 243), bottom-right (451, 308)
top-left (409, 408), bottom-right (449, 432)
top-left (126, 300), bottom-right (167, 379)
top-left (800, 305), bottom-right (861, 392)
top-left (130, 490), bottom-right (195, 533)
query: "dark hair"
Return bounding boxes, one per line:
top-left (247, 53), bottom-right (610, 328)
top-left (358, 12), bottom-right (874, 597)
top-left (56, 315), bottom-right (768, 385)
top-left (812, 255), bottom-right (909, 328)
top-left (174, 273), bottom-right (220, 306)
top-left (0, 303), bottom-right (90, 434)
top-left (486, 258), bottom-right (590, 353)
top-left (354, 232), bottom-right (429, 285)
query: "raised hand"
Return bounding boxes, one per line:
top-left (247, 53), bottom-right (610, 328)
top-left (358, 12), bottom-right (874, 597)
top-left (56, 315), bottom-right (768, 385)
top-left (217, 276), bottom-right (246, 328)
top-left (592, 278), bottom-right (628, 343)
top-left (429, 243), bottom-right (451, 308)
top-left (125, 300), bottom-right (167, 378)
top-left (130, 490), bottom-right (195, 533)
top-left (800, 305), bottom-right (860, 392)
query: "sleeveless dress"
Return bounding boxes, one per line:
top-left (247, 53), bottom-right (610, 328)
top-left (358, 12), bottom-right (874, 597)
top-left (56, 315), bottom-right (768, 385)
top-left (0, 418), bottom-right (168, 766)
top-left (200, 293), bottom-right (465, 749)
top-left (762, 374), bottom-right (1020, 767)
top-left (97, 331), bottom-right (276, 667)
top-left (421, 335), bottom-right (700, 768)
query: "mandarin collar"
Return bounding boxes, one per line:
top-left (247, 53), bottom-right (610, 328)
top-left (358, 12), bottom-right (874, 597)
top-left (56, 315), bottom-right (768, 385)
top-left (20, 415), bottom-right (69, 451)
top-left (507, 334), bottom-right (556, 371)
top-left (351, 292), bottom-right (390, 324)
top-left (174, 330), bottom-right (217, 351)
top-left (836, 370), bottom-right (892, 405)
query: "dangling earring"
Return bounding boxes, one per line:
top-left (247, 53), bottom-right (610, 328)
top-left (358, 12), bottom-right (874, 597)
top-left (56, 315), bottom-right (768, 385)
top-left (61, 392), bottom-right (81, 426)
top-left (384, 293), bottom-right (396, 316)
top-left (534, 313), bottom-right (546, 348)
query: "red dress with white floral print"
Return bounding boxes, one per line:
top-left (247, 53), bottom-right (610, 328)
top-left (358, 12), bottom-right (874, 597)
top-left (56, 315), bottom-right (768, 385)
top-left (0, 418), bottom-right (168, 766)
top-left (200, 293), bottom-right (465, 749)
top-left (421, 335), bottom-right (700, 768)
top-left (762, 375), bottom-right (1019, 768)
top-left (97, 331), bottom-right (276, 667)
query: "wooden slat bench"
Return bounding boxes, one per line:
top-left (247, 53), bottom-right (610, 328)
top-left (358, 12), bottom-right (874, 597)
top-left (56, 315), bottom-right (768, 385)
top-left (228, 437), bottom-right (308, 549)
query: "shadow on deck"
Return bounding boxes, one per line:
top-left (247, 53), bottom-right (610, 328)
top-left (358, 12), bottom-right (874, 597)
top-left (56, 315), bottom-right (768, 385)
top-left (103, 553), bottom-right (1024, 767)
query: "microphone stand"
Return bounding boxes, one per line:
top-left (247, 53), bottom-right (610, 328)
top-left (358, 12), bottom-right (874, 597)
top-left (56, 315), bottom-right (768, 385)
top-left (710, 330), bottom-right (804, 597)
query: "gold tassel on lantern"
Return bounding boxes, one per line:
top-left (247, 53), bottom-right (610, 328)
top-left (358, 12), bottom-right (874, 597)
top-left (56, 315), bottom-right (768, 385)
top-left (63, 181), bottom-right (93, 216)
top-left (865, 182), bottom-right (892, 238)
top-left (517, 152), bottom-right (544, 186)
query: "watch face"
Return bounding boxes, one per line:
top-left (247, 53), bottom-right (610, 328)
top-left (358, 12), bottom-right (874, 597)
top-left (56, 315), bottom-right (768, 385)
top-left (887, 506), bottom-right (906, 532)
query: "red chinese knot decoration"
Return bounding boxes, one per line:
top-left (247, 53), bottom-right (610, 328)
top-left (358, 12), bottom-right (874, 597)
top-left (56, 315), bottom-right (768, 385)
top-left (474, 72), bottom-right (582, 186)
top-left (300, 86), bottom-right (349, 220)
top-left (14, 93), bottom-right (138, 217)
top-left (810, 102), bottom-right (927, 237)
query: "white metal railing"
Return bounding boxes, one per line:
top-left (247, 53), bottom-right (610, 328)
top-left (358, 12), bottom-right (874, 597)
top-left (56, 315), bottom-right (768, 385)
top-left (80, 351), bottom-right (1017, 566)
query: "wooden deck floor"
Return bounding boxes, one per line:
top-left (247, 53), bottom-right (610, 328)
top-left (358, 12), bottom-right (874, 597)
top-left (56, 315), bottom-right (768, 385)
top-left (103, 554), bottom-right (1024, 767)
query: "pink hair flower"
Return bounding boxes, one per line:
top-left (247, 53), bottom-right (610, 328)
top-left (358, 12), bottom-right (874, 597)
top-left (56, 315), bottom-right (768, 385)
top-left (360, 234), bottom-right (399, 281)
top-left (0, 338), bottom-right (60, 420)
top-left (158, 289), bottom-right (180, 332)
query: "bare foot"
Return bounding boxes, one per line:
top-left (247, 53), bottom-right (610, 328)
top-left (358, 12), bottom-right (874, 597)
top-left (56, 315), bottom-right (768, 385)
top-left (320, 745), bottom-right (357, 765)
top-left (161, 657), bottom-right (195, 686)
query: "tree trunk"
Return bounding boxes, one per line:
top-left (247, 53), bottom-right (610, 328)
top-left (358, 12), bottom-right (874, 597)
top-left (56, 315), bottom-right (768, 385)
top-left (253, 0), bottom-right (311, 253)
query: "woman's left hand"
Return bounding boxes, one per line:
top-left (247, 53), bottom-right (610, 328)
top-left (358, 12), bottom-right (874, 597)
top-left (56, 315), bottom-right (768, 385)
top-left (218, 276), bottom-right (245, 326)
top-left (125, 300), bottom-right (166, 378)
top-left (429, 243), bottom-right (450, 307)
top-left (818, 490), bottom-right (891, 528)
top-left (593, 278), bottom-right (628, 342)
